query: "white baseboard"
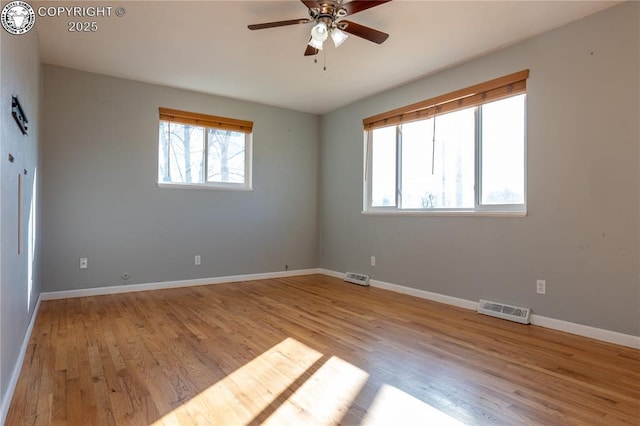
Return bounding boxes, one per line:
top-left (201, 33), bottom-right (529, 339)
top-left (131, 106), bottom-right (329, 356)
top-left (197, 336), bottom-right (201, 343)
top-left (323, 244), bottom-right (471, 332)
top-left (529, 315), bottom-right (640, 349)
top-left (40, 268), bottom-right (323, 300)
top-left (1, 296), bottom-right (42, 425)
top-left (319, 269), bottom-right (640, 349)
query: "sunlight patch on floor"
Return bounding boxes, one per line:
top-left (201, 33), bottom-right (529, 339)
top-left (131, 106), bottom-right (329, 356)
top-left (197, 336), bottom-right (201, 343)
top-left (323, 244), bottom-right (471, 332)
top-left (361, 384), bottom-right (466, 426)
top-left (151, 337), bottom-right (323, 425)
top-left (262, 355), bottom-right (369, 425)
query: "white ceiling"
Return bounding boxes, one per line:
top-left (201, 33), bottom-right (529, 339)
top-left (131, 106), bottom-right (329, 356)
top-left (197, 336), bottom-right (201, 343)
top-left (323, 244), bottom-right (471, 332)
top-left (33, 0), bottom-right (619, 114)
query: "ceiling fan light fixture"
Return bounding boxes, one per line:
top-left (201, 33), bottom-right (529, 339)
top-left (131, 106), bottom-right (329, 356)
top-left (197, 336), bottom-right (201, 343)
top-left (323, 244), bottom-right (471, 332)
top-left (310, 21), bottom-right (329, 42)
top-left (331, 28), bottom-right (348, 47)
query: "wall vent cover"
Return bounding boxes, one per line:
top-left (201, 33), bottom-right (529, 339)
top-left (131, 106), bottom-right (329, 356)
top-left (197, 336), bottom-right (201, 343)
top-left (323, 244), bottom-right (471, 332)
top-left (477, 299), bottom-right (531, 324)
top-left (344, 272), bottom-right (370, 286)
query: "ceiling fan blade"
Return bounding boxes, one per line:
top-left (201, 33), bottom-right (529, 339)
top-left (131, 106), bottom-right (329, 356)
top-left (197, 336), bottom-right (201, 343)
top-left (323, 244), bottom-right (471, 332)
top-left (300, 0), bottom-right (319, 9)
top-left (304, 44), bottom-right (319, 56)
top-left (341, 0), bottom-right (392, 16)
top-left (248, 18), bottom-right (311, 30)
top-left (340, 20), bottom-right (389, 44)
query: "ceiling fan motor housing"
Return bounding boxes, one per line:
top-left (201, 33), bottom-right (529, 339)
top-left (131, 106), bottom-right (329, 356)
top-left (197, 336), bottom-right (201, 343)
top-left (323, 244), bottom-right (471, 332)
top-left (308, 1), bottom-right (348, 24)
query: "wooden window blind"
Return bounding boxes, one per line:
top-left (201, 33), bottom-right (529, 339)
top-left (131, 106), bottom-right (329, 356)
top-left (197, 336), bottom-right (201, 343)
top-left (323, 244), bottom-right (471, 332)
top-left (363, 70), bottom-right (529, 131)
top-left (159, 108), bottom-right (253, 134)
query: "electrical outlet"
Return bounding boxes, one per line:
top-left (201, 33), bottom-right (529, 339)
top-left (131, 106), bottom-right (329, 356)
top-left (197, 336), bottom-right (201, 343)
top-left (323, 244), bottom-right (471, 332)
top-left (79, 257), bottom-right (88, 269)
top-left (194, 255), bottom-right (201, 266)
top-left (371, 256), bottom-right (376, 266)
top-left (536, 279), bottom-right (546, 295)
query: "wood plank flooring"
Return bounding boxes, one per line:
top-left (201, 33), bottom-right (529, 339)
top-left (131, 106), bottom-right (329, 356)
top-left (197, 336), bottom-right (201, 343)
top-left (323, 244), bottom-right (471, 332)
top-left (6, 274), bottom-right (640, 425)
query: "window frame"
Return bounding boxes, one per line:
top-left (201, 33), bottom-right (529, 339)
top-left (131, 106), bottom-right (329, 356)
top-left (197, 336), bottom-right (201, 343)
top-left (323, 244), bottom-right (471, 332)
top-left (363, 72), bottom-right (528, 216)
top-left (157, 108), bottom-right (253, 191)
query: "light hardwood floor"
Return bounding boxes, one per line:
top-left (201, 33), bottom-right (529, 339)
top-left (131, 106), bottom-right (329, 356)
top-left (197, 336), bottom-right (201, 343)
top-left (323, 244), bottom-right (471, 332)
top-left (6, 274), bottom-right (640, 425)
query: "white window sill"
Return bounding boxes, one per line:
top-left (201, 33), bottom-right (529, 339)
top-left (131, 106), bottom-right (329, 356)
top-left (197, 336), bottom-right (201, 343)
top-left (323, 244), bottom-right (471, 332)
top-left (362, 209), bottom-right (527, 218)
top-left (158, 183), bottom-right (253, 191)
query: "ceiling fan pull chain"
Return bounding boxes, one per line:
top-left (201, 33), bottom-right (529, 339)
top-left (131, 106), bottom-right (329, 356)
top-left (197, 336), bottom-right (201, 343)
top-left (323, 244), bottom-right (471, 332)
top-left (323, 49), bottom-right (327, 71)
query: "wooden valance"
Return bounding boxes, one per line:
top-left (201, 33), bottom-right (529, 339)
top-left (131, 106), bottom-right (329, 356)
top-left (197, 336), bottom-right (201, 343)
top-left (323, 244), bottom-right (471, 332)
top-left (363, 70), bottom-right (529, 131)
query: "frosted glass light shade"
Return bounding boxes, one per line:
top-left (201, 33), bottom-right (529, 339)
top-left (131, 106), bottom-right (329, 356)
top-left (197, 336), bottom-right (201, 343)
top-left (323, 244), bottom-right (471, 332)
top-left (310, 22), bottom-right (329, 42)
top-left (331, 28), bottom-right (348, 47)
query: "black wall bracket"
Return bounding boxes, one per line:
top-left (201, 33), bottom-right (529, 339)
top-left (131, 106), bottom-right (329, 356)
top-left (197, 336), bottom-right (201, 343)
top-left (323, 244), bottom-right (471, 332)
top-left (11, 95), bottom-right (28, 135)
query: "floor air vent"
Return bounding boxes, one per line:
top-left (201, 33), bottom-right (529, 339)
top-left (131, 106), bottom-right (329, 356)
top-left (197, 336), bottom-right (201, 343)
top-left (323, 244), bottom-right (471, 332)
top-left (344, 272), bottom-right (370, 286)
top-left (477, 299), bottom-right (531, 324)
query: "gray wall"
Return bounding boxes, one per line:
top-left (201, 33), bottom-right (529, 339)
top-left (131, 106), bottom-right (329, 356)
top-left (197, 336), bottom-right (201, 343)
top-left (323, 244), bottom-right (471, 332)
top-left (0, 30), bottom-right (41, 411)
top-left (41, 66), bottom-right (319, 292)
top-left (319, 2), bottom-right (639, 336)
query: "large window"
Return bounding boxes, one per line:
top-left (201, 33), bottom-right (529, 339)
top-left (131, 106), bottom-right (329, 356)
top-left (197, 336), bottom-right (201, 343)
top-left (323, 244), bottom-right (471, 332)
top-left (158, 108), bottom-right (253, 190)
top-left (363, 70), bottom-right (528, 215)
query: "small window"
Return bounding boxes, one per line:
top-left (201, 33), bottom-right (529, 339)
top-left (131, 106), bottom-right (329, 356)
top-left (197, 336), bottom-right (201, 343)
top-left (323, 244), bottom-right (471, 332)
top-left (363, 71), bottom-right (528, 215)
top-left (158, 108), bottom-right (253, 190)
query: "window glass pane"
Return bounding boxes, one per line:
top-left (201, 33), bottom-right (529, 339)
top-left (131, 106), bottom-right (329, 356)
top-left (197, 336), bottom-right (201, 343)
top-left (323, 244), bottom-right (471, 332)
top-left (481, 94), bottom-right (525, 205)
top-left (401, 109), bottom-right (474, 209)
top-left (400, 120), bottom-right (432, 208)
top-left (371, 126), bottom-right (396, 207)
top-left (207, 129), bottom-right (246, 184)
top-left (158, 122), bottom-right (205, 184)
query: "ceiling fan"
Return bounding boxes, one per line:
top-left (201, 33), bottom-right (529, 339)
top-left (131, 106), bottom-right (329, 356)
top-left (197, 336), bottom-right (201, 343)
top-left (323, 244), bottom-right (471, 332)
top-left (248, 0), bottom-right (392, 56)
